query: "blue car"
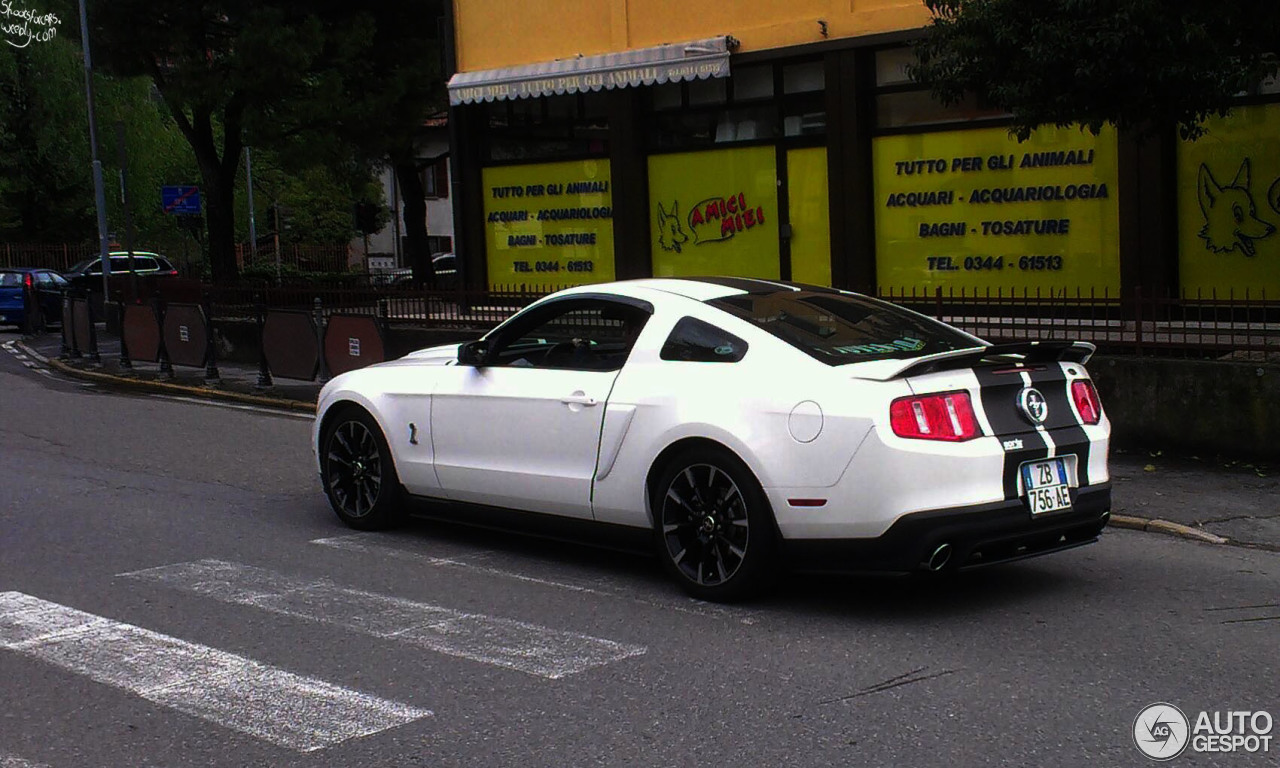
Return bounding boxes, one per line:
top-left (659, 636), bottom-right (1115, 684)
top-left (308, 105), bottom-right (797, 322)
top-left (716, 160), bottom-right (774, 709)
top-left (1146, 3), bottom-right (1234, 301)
top-left (0, 268), bottom-right (69, 330)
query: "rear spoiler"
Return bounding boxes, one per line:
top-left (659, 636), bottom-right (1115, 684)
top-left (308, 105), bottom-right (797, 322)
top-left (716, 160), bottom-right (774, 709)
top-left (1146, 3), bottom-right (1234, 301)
top-left (850, 341), bottom-right (1097, 381)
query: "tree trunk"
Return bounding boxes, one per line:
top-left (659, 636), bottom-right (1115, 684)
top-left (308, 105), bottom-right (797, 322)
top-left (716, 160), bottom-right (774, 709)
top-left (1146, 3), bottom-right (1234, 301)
top-left (203, 171), bottom-right (239, 283)
top-left (394, 159), bottom-right (433, 287)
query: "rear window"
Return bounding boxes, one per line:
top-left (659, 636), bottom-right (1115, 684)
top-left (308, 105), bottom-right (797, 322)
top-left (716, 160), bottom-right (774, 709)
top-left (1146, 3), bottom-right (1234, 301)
top-left (0, 272), bottom-right (23, 287)
top-left (709, 291), bottom-right (977, 366)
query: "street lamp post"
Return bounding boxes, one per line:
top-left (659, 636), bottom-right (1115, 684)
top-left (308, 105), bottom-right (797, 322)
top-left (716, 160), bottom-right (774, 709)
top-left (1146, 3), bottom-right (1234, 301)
top-left (77, 0), bottom-right (112, 309)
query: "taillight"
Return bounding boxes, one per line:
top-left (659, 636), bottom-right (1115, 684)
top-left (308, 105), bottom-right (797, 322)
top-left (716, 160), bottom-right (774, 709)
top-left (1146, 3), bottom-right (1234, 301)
top-left (890, 391), bottom-right (981, 441)
top-left (23, 273), bottom-right (32, 289)
top-left (1071, 380), bottom-right (1103, 425)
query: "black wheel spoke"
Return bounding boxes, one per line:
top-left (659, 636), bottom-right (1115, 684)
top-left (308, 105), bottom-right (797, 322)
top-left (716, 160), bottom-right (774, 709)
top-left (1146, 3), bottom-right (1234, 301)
top-left (325, 419), bottom-right (383, 519)
top-left (662, 462), bottom-right (749, 588)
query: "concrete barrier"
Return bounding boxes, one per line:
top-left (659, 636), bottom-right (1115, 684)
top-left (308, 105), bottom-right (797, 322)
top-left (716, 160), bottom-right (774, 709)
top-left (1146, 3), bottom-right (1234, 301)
top-left (1091, 356), bottom-right (1280, 460)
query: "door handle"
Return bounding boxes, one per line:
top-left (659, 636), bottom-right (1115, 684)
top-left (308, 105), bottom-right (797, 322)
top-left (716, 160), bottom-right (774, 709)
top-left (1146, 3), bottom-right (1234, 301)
top-left (560, 393), bottom-right (598, 407)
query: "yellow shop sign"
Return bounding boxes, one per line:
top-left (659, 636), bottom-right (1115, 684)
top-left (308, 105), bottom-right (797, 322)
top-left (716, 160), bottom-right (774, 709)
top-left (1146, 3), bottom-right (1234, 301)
top-left (649, 146), bottom-right (780, 279)
top-left (1177, 103), bottom-right (1280, 297)
top-left (481, 159), bottom-right (616, 288)
top-left (873, 125), bottom-right (1121, 294)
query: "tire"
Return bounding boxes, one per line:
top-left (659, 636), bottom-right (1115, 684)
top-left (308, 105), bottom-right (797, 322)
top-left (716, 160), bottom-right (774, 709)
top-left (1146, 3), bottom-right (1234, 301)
top-left (320, 407), bottom-right (404, 530)
top-left (651, 446), bottom-right (778, 602)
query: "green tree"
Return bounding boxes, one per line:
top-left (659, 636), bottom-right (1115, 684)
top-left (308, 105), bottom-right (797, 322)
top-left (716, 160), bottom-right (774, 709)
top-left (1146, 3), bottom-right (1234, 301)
top-left (0, 35), bottom-right (94, 241)
top-left (84, 0), bottom-right (372, 281)
top-left (323, 0), bottom-right (449, 285)
top-left (912, 0), bottom-right (1280, 139)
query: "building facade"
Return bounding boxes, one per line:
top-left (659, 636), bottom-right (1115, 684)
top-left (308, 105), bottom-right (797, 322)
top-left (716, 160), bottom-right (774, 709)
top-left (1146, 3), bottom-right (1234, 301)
top-left (446, 0), bottom-right (1280, 298)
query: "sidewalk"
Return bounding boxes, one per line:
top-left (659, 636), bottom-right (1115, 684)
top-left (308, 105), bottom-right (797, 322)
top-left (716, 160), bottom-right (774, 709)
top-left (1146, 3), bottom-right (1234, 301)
top-left (20, 329), bottom-right (1280, 552)
top-left (24, 327), bottom-right (321, 412)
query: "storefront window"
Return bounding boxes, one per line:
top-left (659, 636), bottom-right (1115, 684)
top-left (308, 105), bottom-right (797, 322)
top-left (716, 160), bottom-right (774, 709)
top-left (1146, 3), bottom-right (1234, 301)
top-left (483, 94), bottom-right (609, 162)
top-left (876, 90), bottom-right (1005, 130)
top-left (733, 66), bottom-right (774, 100)
top-left (783, 61), bottom-right (824, 94)
top-left (874, 48), bottom-right (917, 87)
top-left (652, 82), bottom-right (682, 111)
top-left (688, 77), bottom-right (728, 106)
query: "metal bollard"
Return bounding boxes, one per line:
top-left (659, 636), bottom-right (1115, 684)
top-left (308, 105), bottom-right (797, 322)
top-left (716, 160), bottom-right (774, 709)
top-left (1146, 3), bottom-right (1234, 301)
top-left (155, 296), bottom-right (174, 378)
top-left (84, 293), bottom-right (101, 365)
top-left (60, 292), bottom-right (73, 359)
top-left (255, 298), bottom-right (273, 388)
top-left (203, 297), bottom-right (221, 385)
top-left (117, 300), bottom-right (134, 374)
top-left (315, 296), bottom-right (329, 384)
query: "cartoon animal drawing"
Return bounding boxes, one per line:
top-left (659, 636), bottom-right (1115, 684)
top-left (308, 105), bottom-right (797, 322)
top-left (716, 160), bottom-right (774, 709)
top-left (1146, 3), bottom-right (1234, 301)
top-left (1197, 159), bottom-right (1275, 257)
top-left (656, 201), bottom-right (688, 253)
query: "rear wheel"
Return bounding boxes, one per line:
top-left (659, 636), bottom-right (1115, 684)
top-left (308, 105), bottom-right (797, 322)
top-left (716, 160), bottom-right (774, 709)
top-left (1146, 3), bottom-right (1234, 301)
top-left (321, 408), bottom-right (403, 530)
top-left (652, 446), bottom-right (777, 602)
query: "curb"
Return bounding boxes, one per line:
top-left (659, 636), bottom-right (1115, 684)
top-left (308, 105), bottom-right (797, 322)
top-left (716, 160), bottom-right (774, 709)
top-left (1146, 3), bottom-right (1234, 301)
top-left (1109, 514), bottom-right (1230, 545)
top-left (21, 342), bottom-right (317, 415)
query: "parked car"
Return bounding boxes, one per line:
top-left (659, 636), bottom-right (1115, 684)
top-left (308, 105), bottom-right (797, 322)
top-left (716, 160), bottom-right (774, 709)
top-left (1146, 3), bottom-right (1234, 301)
top-left (0, 268), bottom-right (70, 330)
top-left (313, 278), bottom-right (1111, 600)
top-left (62, 251), bottom-right (178, 293)
top-left (383, 253), bottom-right (459, 289)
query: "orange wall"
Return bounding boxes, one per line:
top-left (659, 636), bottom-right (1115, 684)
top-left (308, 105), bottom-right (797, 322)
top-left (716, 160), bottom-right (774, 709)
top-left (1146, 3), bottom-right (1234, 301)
top-left (453, 0), bottom-right (929, 71)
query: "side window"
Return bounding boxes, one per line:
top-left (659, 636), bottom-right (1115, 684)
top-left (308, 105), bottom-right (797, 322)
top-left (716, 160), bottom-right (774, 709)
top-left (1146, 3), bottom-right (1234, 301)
top-left (35, 272), bottom-right (54, 286)
top-left (135, 257), bottom-right (159, 271)
top-left (489, 299), bottom-right (649, 371)
top-left (661, 317), bottom-right (748, 363)
top-left (48, 273), bottom-right (68, 286)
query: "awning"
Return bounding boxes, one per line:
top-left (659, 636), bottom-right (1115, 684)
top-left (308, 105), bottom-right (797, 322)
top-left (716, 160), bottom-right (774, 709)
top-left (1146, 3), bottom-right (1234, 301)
top-left (448, 36), bottom-right (736, 106)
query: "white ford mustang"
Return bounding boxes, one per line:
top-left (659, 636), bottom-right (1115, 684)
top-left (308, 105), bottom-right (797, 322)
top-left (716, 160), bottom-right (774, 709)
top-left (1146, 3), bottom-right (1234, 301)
top-left (313, 277), bottom-right (1111, 600)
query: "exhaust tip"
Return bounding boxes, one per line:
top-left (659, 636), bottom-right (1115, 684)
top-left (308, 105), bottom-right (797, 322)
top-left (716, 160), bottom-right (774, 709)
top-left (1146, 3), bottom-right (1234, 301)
top-left (926, 543), bottom-right (953, 572)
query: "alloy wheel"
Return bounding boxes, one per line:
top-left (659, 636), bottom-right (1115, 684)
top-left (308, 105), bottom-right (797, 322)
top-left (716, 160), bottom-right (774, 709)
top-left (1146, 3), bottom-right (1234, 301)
top-left (660, 463), bottom-right (750, 587)
top-left (326, 420), bottom-right (384, 518)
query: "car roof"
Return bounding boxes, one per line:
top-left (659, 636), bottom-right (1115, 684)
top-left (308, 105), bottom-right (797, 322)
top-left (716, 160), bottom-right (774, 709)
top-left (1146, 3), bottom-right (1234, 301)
top-left (557, 277), bottom-right (851, 303)
top-left (106, 251), bottom-right (162, 257)
top-left (0, 267), bottom-right (44, 273)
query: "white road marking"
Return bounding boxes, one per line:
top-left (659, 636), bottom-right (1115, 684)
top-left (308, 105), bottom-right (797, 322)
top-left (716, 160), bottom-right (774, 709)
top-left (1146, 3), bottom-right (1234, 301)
top-left (310, 534), bottom-right (756, 624)
top-left (151, 394), bottom-right (315, 420)
top-left (123, 559), bottom-right (647, 679)
top-left (0, 753), bottom-right (51, 768)
top-left (0, 592), bottom-right (431, 753)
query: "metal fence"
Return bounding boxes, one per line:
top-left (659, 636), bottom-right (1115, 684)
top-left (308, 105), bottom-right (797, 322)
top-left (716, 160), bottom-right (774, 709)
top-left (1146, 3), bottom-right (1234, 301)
top-left (190, 282), bottom-right (1280, 360)
top-left (1, 243), bottom-right (97, 271)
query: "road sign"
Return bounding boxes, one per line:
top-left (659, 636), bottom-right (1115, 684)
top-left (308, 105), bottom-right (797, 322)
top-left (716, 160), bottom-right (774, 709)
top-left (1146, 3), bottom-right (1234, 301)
top-left (162, 185), bottom-right (202, 215)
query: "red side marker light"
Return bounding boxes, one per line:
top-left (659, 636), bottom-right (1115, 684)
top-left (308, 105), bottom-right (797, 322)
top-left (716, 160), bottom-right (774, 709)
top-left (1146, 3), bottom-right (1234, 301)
top-left (787, 499), bottom-right (827, 507)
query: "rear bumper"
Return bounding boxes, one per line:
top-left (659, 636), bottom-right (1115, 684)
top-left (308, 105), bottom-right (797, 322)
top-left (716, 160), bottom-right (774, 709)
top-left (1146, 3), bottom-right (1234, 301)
top-left (782, 483), bottom-right (1111, 574)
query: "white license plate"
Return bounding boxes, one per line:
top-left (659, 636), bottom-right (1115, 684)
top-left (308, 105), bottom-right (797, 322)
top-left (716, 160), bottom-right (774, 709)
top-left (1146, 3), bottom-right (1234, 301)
top-left (1021, 458), bottom-right (1072, 515)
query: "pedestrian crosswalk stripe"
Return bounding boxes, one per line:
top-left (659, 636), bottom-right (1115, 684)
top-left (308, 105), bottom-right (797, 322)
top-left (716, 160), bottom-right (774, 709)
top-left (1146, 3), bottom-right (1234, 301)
top-left (0, 753), bottom-right (51, 768)
top-left (123, 559), bottom-right (647, 679)
top-left (0, 592), bottom-right (431, 753)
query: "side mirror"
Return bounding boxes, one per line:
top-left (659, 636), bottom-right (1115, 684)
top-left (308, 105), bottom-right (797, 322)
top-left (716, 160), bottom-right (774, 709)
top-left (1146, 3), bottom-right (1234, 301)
top-left (458, 340), bottom-right (488, 367)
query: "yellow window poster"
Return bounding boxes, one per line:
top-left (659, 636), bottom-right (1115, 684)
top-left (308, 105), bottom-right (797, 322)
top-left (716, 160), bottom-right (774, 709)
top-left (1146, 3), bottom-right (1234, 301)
top-left (872, 125), bottom-right (1121, 294)
top-left (482, 159), bottom-right (615, 289)
top-left (1177, 104), bottom-right (1280, 297)
top-left (787, 147), bottom-right (832, 286)
top-left (648, 147), bottom-right (780, 279)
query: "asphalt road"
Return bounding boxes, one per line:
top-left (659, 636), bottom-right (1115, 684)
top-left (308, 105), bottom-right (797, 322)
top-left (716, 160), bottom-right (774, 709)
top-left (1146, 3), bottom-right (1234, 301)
top-left (0, 332), bottom-right (1276, 767)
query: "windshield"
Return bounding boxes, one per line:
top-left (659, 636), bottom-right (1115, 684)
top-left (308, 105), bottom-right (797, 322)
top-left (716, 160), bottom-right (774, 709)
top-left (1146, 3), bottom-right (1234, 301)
top-left (709, 290), bottom-right (979, 365)
top-left (68, 259), bottom-right (95, 273)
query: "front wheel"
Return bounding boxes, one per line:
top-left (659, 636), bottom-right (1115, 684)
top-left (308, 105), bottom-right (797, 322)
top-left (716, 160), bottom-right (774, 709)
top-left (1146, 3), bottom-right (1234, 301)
top-left (652, 447), bottom-right (777, 602)
top-left (321, 408), bottom-right (403, 530)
